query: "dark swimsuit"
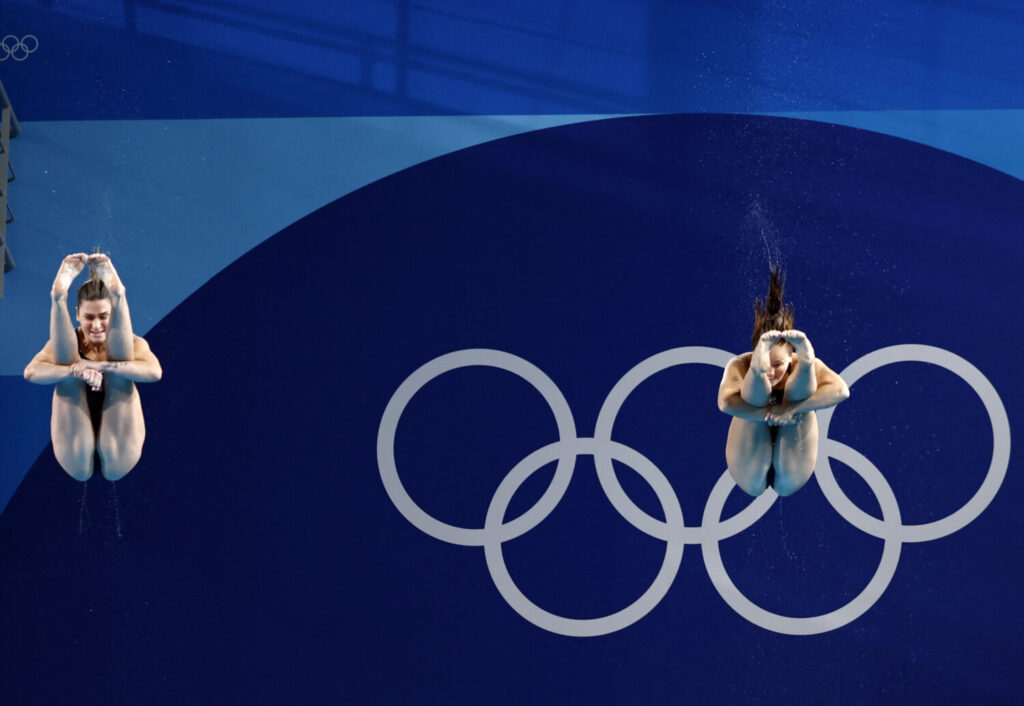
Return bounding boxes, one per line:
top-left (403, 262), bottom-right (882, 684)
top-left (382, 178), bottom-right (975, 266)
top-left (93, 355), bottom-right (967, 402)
top-left (79, 331), bottom-right (104, 431)
top-left (766, 388), bottom-right (784, 488)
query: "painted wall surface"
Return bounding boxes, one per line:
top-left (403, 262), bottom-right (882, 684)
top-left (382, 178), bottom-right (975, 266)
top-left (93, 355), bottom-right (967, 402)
top-left (1, 2), bottom-right (1022, 704)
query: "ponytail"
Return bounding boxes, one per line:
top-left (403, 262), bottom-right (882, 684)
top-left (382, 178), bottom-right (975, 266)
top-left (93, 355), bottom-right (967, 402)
top-left (750, 266), bottom-right (795, 349)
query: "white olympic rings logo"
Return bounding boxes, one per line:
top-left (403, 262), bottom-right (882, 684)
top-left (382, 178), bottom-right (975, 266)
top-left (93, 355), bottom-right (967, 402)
top-left (377, 345), bottom-right (1010, 637)
top-left (1, 35), bottom-right (39, 62)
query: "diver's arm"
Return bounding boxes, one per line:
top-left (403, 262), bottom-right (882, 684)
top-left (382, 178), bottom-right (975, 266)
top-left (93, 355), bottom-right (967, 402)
top-left (791, 360), bottom-right (849, 411)
top-left (76, 338), bottom-right (162, 382)
top-left (719, 393), bottom-right (774, 422)
top-left (24, 344), bottom-right (74, 384)
top-left (25, 354), bottom-right (104, 390)
top-left (718, 356), bottom-right (773, 422)
top-left (24, 360), bottom-right (76, 384)
top-left (766, 360), bottom-right (849, 424)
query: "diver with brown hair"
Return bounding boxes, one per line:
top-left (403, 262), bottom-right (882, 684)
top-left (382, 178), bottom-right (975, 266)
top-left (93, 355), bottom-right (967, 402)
top-left (717, 267), bottom-right (849, 496)
top-left (24, 253), bottom-right (162, 481)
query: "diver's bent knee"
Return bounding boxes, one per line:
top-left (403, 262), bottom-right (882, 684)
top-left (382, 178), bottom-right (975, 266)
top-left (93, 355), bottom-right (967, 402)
top-left (772, 471), bottom-right (812, 497)
top-left (737, 481), bottom-right (768, 497)
top-left (97, 443), bottom-right (143, 481)
top-left (99, 448), bottom-right (142, 481)
top-left (101, 464), bottom-right (136, 482)
top-left (55, 449), bottom-right (95, 482)
top-left (60, 462), bottom-right (95, 482)
top-left (728, 466), bottom-right (770, 497)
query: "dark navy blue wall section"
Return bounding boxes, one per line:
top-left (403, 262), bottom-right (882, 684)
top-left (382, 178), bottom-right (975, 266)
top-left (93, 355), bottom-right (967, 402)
top-left (1, 115), bottom-right (1020, 704)
top-left (4, 0), bottom-right (1024, 119)
top-left (3, 1), bottom-right (1023, 704)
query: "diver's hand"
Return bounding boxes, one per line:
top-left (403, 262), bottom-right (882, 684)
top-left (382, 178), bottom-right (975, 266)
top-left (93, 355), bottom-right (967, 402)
top-left (765, 402), bottom-right (802, 426)
top-left (69, 362), bottom-right (103, 391)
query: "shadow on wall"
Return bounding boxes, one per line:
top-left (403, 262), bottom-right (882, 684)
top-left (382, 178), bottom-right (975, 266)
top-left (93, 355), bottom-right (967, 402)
top-left (11, 0), bottom-right (651, 116)
top-left (8, 0), bottom-right (1023, 120)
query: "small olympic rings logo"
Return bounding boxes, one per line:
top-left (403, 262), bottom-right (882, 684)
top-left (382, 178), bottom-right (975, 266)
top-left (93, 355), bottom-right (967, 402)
top-left (377, 345), bottom-right (1010, 637)
top-left (1, 35), bottom-right (39, 62)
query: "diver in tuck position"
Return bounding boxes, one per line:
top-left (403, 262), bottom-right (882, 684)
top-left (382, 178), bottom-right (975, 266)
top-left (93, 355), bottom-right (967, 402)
top-left (716, 267), bottom-right (849, 496)
top-left (24, 253), bottom-right (162, 481)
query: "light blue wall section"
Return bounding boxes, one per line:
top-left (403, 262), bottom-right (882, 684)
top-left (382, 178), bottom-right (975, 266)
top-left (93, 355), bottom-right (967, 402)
top-left (0, 114), bottom-right (615, 374)
top-left (6, 110), bottom-right (1021, 371)
top-left (0, 113), bottom-right (614, 511)
top-left (772, 110), bottom-right (1024, 183)
top-left (1, 108), bottom-right (1021, 512)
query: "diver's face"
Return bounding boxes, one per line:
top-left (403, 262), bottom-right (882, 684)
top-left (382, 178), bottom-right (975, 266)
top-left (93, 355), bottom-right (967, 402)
top-left (77, 299), bottom-right (112, 344)
top-left (766, 344), bottom-right (791, 387)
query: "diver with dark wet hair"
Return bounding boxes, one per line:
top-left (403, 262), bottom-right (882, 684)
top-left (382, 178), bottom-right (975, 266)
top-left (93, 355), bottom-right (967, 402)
top-left (24, 253), bottom-right (162, 481)
top-left (716, 267), bottom-right (849, 496)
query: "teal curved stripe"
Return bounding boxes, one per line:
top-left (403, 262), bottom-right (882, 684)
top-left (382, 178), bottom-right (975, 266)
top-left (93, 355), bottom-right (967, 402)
top-left (1, 109), bottom-right (1022, 514)
top-left (0, 113), bottom-right (615, 513)
top-left (771, 110), bottom-right (1024, 183)
top-left (3, 110), bottom-right (1021, 376)
top-left (0, 114), bottom-right (618, 375)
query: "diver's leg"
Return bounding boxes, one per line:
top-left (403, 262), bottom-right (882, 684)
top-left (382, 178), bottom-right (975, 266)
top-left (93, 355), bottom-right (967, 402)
top-left (742, 334), bottom-right (776, 406)
top-left (783, 358), bottom-right (817, 402)
top-left (90, 255), bottom-right (134, 360)
top-left (50, 254), bottom-right (88, 364)
top-left (106, 290), bottom-right (135, 361)
top-left (96, 375), bottom-right (145, 481)
top-left (725, 417), bottom-right (774, 496)
top-left (782, 331), bottom-right (817, 401)
top-left (771, 412), bottom-right (818, 496)
top-left (51, 382), bottom-right (96, 481)
top-left (741, 366), bottom-right (772, 407)
top-left (89, 255), bottom-right (143, 479)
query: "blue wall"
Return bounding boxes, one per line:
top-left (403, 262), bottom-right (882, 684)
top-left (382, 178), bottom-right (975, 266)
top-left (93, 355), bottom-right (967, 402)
top-left (1, 2), bottom-right (1022, 704)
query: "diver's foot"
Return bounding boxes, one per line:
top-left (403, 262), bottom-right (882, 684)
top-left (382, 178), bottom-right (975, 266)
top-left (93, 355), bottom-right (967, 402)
top-left (752, 330), bottom-right (781, 373)
top-left (781, 329), bottom-right (814, 363)
top-left (51, 254), bottom-right (88, 298)
top-left (89, 254), bottom-right (126, 297)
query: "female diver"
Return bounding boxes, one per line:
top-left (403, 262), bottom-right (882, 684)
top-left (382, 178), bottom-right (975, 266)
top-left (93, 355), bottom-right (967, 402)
top-left (24, 253), bottom-right (162, 481)
top-left (717, 268), bottom-right (849, 496)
